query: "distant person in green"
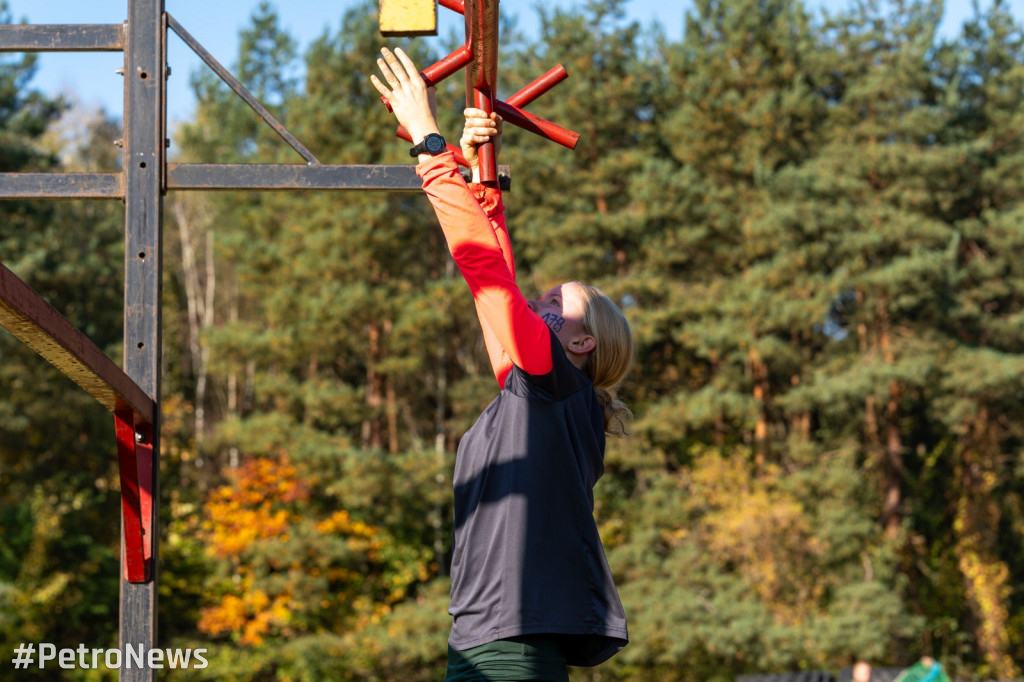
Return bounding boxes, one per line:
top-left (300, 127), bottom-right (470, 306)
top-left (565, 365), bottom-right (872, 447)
top-left (893, 658), bottom-right (950, 682)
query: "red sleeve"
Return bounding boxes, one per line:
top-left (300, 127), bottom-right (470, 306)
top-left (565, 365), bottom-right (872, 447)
top-left (468, 182), bottom-right (515, 280)
top-left (417, 153), bottom-right (552, 381)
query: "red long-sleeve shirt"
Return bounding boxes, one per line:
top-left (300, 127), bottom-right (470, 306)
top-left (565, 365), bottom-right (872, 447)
top-left (417, 152), bottom-right (553, 386)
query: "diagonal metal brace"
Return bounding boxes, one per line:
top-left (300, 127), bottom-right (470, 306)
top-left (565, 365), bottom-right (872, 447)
top-left (166, 13), bottom-right (320, 165)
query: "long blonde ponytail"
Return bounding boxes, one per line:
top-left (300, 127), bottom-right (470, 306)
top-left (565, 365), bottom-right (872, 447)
top-left (573, 283), bottom-right (634, 436)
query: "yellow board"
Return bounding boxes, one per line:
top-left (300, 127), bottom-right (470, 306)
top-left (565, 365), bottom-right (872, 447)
top-left (379, 0), bottom-right (437, 36)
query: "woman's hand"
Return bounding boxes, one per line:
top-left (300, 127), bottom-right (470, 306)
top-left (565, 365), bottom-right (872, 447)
top-left (460, 107), bottom-right (502, 182)
top-left (369, 47), bottom-right (440, 144)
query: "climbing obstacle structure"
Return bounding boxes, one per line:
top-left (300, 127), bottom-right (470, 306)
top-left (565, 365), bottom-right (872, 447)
top-left (0, 1), bottom-right (575, 679)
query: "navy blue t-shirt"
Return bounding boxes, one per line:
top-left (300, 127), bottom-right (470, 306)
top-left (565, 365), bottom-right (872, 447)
top-left (448, 328), bottom-right (628, 666)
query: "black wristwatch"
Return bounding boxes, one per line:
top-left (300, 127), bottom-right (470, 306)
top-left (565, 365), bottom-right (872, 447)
top-left (409, 133), bottom-right (447, 157)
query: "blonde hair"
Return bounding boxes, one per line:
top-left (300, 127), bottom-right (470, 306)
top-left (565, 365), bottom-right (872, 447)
top-left (572, 282), bottom-right (634, 437)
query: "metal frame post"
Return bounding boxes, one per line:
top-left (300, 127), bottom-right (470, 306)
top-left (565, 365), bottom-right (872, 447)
top-left (120, 0), bottom-right (164, 677)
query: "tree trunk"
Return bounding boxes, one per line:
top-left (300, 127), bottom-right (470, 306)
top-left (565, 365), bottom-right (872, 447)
top-left (362, 320), bottom-right (384, 450)
top-left (749, 346), bottom-right (769, 461)
top-left (954, 407), bottom-right (1018, 678)
top-left (880, 306), bottom-right (902, 539)
top-left (173, 199), bottom-right (216, 479)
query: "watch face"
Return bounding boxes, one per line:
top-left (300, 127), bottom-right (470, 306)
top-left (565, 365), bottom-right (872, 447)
top-left (425, 134), bottom-right (446, 154)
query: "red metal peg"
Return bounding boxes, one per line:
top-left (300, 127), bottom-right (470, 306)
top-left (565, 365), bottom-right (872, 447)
top-left (439, 0), bottom-right (465, 13)
top-left (506, 65), bottom-right (569, 109)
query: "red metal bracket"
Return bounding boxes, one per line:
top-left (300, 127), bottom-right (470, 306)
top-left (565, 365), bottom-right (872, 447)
top-left (0, 262), bottom-right (157, 583)
top-left (115, 407), bottom-right (154, 583)
top-left (382, 0), bottom-right (578, 183)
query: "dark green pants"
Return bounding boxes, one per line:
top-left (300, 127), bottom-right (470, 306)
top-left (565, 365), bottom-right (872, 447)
top-left (444, 636), bottom-right (570, 682)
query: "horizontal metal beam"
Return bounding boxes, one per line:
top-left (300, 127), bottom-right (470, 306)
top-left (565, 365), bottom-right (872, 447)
top-left (0, 165), bottom-right (511, 196)
top-left (0, 173), bottom-right (123, 199)
top-left (0, 24), bottom-right (124, 52)
top-left (167, 163), bottom-right (424, 191)
top-left (0, 263), bottom-right (154, 424)
top-left (167, 163), bottom-right (510, 191)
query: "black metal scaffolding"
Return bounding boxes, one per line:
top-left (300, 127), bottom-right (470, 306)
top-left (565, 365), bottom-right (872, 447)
top-left (0, 2), bottom-right (423, 680)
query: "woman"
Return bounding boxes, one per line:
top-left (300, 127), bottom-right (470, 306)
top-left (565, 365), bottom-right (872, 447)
top-left (371, 47), bottom-right (632, 681)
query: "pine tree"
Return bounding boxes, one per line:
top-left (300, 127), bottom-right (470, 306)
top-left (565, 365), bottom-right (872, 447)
top-left (920, 0), bottom-right (1024, 673)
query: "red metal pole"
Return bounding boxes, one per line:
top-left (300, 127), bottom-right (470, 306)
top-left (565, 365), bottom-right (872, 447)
top-left (464, 0), bottom-right (499, 183)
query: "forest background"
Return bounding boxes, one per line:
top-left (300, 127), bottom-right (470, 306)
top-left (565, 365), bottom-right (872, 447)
top-left (1, 0), bottom-right (1023, 679)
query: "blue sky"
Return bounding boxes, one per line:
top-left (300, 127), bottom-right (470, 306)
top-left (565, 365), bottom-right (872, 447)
top-left (5, 0), bottom-right (1020, 125)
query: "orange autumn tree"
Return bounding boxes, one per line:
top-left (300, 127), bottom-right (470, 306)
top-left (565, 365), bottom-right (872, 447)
top-left (197, 453), bottom-right (430, 647)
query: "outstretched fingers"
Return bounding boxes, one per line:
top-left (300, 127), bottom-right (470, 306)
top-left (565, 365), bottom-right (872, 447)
top-left (371, 46), bottom-right (440, 144)
top-left (392, 47), bottom-right (421, 81)
top-left (369, 72), bottom-right (389, 97)
top-left (371, 47), bottom-right (419, 96)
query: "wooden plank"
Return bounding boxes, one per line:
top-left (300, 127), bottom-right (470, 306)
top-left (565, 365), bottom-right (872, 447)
top-left (0, 263), bottom-right (154, 424)
top-left (379, 0), bottom-right (437, 36)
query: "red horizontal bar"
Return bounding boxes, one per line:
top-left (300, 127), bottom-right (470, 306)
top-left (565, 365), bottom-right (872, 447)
top-left (506, 65), bottom-right (569, 109)
top-left (496, 99), bottom-right (580, 149)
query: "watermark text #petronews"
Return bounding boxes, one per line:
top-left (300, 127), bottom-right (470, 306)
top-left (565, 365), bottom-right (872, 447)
top-left (11, 642), bottom-right (208, 670)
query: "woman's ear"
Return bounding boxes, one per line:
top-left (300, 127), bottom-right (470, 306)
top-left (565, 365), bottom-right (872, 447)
top-left (567, 334), bottom-right (596, 356)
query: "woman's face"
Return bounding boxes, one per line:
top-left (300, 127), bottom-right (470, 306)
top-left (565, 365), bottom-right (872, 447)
top-left (527, 282), bottom-right (594, 360)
